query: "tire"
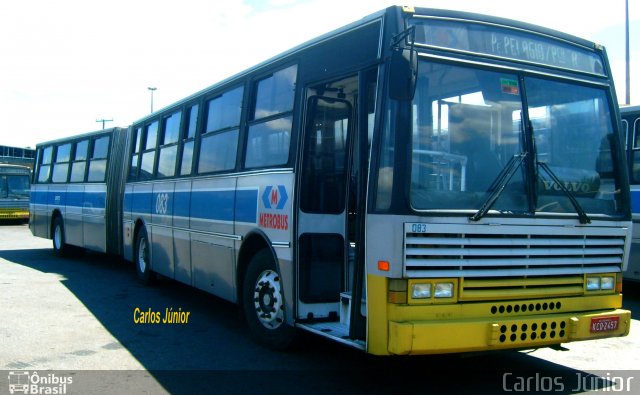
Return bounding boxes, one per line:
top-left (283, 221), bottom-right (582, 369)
top-left (134, 227), bottom-right (154, 285)
top-left (52, 216), bottom-right (71, 257)
top-left (242, 250), bottom-right (296, 350)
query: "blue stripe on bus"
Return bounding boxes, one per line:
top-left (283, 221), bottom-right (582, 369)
top-left (124, 188), bottom-right (258, 223)
top-left (191, 190), bottom-right (235, 222)
top-left (235, 189), bottom-right (258, 223)
top-left (84, 191), bottom-right (106, 208)
top-left (66, 191), bottom-right (84, 207)
top-left (30, 190), bottom-right (106, 209)
top-left (174, 191), bottom-right (190, 218)
top-left (631, 190), bottom-right (640, 215)
top-left (131, 192), bottom-right (152, 214)
top-left (32, 191), bottom-right (48, 205)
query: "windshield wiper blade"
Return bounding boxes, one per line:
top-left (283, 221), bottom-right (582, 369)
top-left (470, 153), bottom-right (527, 222)
top-left (537, 162), bottom-right (591, 224)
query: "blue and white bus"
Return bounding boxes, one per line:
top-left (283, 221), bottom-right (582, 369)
top-left (621, 105), bottom-right (640, 281)
top-left (31, 6), bottom-right (632, 355)
top-left (30, 128), bottom-right (127, 256)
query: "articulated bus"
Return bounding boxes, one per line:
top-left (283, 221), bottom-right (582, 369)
top-left (621, 105), bottom-right (640, 281)
top-left (0, 164), bottom-right (30, 222)
top-left (31, 6), bottom-right (631, 355)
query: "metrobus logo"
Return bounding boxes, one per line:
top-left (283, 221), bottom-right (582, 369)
top-left (261, 185), bottom-right (288, 210)
top-left (260, 185), bottom-right (289, 231)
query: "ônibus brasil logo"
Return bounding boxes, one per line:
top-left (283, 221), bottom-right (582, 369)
top-left (8, 371), bottom-right (73, 394)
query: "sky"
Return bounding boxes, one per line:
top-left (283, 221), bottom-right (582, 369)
top-left (0, 0), bottom-right (638, 149)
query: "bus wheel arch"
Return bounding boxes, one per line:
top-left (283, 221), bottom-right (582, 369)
top-left (133, 219), bottom-right (154, 285)
top-left (238, 232), bottom-right (295, 350)
top-left (51, 211), bottom-right (68, 257)
top-left (237, 232), bottom-right (272, 304)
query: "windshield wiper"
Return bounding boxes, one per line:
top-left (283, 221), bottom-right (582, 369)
top-left (470, 153), bottom-right (527, 222)
top-left (537, 162), bottom-right (591, 224)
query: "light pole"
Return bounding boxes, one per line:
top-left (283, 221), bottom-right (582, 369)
top-left (625, 0), bottom-right (631, 105)
top-left (96, 118), bottom-right (113, 129)
top-left (148, 87), bottom-right (157, 113)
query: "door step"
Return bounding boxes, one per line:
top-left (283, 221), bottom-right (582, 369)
top-left (297, 321), bottom-right (365, 350)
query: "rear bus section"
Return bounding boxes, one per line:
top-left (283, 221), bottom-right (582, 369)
top-left (29, 128), bottom-right (126, 256)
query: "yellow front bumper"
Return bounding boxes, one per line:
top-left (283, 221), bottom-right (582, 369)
top-left (0, 208), bottom-right (29, 220)
top-left (388, 308), bottom-right (631, 355)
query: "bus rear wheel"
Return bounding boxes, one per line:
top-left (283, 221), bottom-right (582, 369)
top-left (242, 250), bottom-right (295, 350)
top-left (135, 227), bottom-right (154, 285)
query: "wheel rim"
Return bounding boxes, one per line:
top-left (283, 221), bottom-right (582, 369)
top-left (252, 269), bottom-right (284, 329)
top-left (53, 223), bottom-right (62, 250)
top-left (137, 236), bottom-right (148, 274)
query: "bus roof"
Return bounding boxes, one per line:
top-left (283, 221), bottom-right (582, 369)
top-left (620, 105), bottom-right (640, 114)
top-left (131, 5), bottom-right (605, 125)
top-left (0, 163), bottom-right (31, 172)
top-left (411, 6), bottom-right (600, 50)
top-left (34, 127), bottom-right (126, 149)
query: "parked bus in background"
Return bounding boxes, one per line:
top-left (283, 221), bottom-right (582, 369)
top-left (621, 105), bottom-right (640, 281)
top-left (31, 6), bottom-right (631, 355)
top-left (0, 164), bottom-right (30, 222)
top-left (29, 128), bottom-right (127, 256)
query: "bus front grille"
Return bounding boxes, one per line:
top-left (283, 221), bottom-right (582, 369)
top-left (404, 223), bottom-right (626, 300)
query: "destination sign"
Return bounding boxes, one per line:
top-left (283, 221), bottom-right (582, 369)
top-left (410, 18), bottom-right (605, 76)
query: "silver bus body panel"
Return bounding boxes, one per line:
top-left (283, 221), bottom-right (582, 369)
top-left (123, 171), bottom-right (295, 314)
top-left (627, 185), bottom-right (640, 280)
top-left (237, 172), bottom-right (294, 324)
top-left (173, 180), bottom-right (193, 285)
top-left (189, 176), bottom-right (237, 301)
top-left (64, 184), bottom-right (84, 247)
top-left (30, 183), bottom-right (49, 238)
top-left (366, 214), bottom-right (631, 280)
top-left (82, 183), bottom-right (107, 252)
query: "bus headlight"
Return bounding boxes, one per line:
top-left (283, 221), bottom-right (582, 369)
top-left (586, 277), bottom-right (601, 291)
top-left (411, 283), bottom-right (432, 299)
top-left (600, 276), bottom-right (615, 290)
top-left (434, 282), bottom-right (454, 298)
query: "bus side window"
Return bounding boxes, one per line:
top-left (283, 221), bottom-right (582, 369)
top-left (51, 143), bottom-right (71, 183)
top-left (88, 136), bottom-right (110, 182)
top-left (70, 140), bottom-right (88, 182)
top-left (139, 121), bottom-right (159, 181)
top-left (129, 127), bottom-right (142, 181)
top-left (37, 146), bottom-right (53, 183)
top-left (245, 65), bottom-right (297, 169)
top-left (179, 104), bottom-right (199, 176)
top-left (198, 87), bottom-right (242, 174)
top-left (632, 118), bottom-right (640, 182)
top-left (157, 111), bottom-right (181, 178)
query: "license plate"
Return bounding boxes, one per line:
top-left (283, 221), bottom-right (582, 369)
top-left (590, 316), bottom-right (619, 333)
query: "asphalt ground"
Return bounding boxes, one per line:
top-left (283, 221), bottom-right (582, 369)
top-left (1, 223), bottom-right (639, 394)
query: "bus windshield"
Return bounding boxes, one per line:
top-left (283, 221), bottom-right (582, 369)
top-left (1, 174), bottom-right (30, 199)
top-left (378, 60), bottom-right (622, 217)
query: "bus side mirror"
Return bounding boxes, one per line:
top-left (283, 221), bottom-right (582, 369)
top-left (389, 47), bottom-right (418, 101)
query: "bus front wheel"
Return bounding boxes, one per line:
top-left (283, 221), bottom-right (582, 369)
top-left (242, 250), bottom-right (295, 350)
top-left (135, 227), bottom-right (154, 285)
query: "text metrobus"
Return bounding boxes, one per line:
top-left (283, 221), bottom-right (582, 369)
top-left (30, 6), bottom-right (631, 355)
